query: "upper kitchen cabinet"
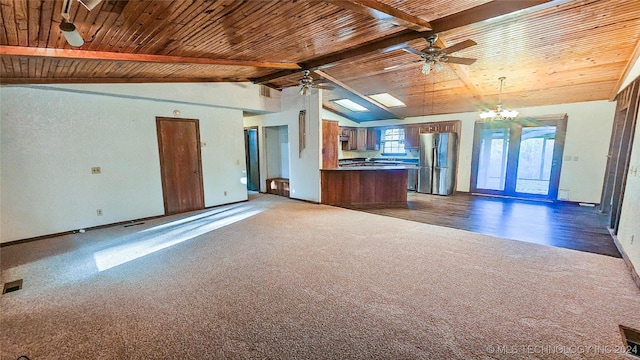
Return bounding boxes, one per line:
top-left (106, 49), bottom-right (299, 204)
top-left (366, 128), bottom-right (380, 151)
top-left (340, 127), bottom-right (357, 151)
top-left (340, 126), bottom-right (379, 152)
top-left (404, 125), bottom-right (421, 149)
top-left (356, 128), bottom-right (367, 151)
top-left (420, 120), bottom-right (461, 134)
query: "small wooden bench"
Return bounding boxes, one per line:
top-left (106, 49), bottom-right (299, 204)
top-left (266, 178), bottom-right (290, 197)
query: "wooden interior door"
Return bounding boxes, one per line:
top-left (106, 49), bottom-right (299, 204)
top-left (599, 80), bottom-right (639, 231)
top-left (322, 120), bottom-right (339, 169)
top-left (156, 117), bottom-right (205, 215)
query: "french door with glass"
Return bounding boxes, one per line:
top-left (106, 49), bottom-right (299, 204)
top-left (470, 116), bottom-right (567, 201)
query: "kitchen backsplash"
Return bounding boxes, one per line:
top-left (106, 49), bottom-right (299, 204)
top-left (340, 149), bottom-right (419, 159)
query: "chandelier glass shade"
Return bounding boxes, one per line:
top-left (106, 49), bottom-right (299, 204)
top-left (479, 77), bottom-right (518, 121)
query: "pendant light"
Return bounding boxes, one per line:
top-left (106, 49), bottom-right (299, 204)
top-left (59, 19), bottom-right (84, 47)
top-left (59, 0), bottom-right (102, 47)
top-left (59, 0), bottom-right (84, 47)
top-left (479, 77), bottom-right (519, 121)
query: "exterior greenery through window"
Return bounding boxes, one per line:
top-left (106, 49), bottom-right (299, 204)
top-left (382, 128), bottom-right (406, 155)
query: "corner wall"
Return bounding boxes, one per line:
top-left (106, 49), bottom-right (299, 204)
top-left (1, 84), bottom-right (248, 243)
top-left (244, 88), bottom-right (322, 202)
top-left (617, 104), bottom-right (640, 286)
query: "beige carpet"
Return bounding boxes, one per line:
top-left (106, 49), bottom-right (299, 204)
top-left (1, 194), bottom-right (639, 359)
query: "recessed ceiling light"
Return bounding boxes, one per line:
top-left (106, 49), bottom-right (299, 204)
top-left (334, 99), bottom-right (369, 112)
top-left (369, 93), bottom-right (406, 107)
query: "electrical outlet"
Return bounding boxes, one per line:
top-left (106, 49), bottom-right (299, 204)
top-left (224, 191), bottom-right (227, 196)
top-left (91, 167), bottom-right (101, 174)
top-left (97, 209), bottom-right (103, 216)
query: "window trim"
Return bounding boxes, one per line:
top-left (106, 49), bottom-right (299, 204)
top-left (380, 127), bottom-right (406, 156)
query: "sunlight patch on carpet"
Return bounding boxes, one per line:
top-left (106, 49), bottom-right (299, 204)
top-left (93, 205), bottom-right (263, 271)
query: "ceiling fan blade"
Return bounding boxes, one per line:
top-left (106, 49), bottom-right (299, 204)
top-left (445, 56), bottom-right (477, 65)
top-left (315, 84), bottom-right (335, 90)
top-left (441, 39), bottom-right (477, 54)
top-left (402, 47), bottom-right (424, 56)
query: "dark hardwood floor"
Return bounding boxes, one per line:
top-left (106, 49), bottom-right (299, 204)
top-left (344, 192), bottom-right (621, 258)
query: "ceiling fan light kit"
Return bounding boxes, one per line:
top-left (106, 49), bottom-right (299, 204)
top-left (59, 20), bottom-right (84, 47)
top-left (59, 0), bottom-right (101, 47)
top-left (479, 77), bottom-right (519, 121)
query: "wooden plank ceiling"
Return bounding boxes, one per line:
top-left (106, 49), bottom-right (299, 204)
top-left (1, 0), bottom-right (640, 122)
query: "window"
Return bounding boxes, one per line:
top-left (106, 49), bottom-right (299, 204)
top-left (381, 128), bottom-right (406, 155)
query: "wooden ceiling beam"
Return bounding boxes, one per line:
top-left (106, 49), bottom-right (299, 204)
top-left (315, 69), bottom-right (394, 114)
top-left (0, 46), bottom-right (301, 69)
top-left (0, 77), bottom-right (251, 85)
top-left (251, 0), bottom-right (552, 84)
top-left (434, 38), bottom-right (484, 103)
top-left (334, 0), bottom-right (432, 31)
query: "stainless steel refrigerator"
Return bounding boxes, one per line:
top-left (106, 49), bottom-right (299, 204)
top-left (417, 132), bottom-right (458, 195)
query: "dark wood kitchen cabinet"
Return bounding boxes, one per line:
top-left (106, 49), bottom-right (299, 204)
top-left (340, 127), bottom-right (357, 151)
top-left (356, 128), bottom-right (367, 151)
top-left (404, 125), bottom-right (421, 149)
top-left (322, 120), bottom-right (339, 169)
top-left (420, 120), bottom-right (461, 134)
top-left (339, 126), bottom-right (382, 151)
top-left (366, 128), bottom-right (380, 150)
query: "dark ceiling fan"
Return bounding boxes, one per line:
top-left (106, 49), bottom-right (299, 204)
top-left (404, 34), bottom-right (477, 74)
top-left (298, 70), bottom-right (334, 96)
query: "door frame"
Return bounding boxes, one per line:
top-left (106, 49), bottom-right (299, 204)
top-left (599, 80), bottom-right (639, 231)
top-left (244, 126), bottom-right (261, 192)
top-left (470, 114), bottom-right (567, 201)
top-left (156, 117), bottom-right (205, 215)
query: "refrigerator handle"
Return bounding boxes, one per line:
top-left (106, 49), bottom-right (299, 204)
top-left (432, 147), bottom-right (436, 168)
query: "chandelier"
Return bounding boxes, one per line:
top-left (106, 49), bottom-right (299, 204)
top-left (479, 77), bottom-right (519, 121)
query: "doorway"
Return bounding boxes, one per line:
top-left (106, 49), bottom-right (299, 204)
top-left (156, 117), bottom-right (205, 215)
top-left (244, 127), bottom-right (260, 192)
top-left (470, 116), bottom-right (567, 201)
top-left (599, 80), bottom-right (639, 231)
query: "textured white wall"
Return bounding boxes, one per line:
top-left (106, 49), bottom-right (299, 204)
top-left (1, 85), bottom-right (247, 243)
top-left (38, 82), bottom-right (281, 114)
top-left (616, 55), bottom-right (640, 277)
top-left (264, 126), bottom-right (284, 179)
top-left (617, 105), bottom-right (640, 280)
top-left (244, 88), bottom-right (322, 202)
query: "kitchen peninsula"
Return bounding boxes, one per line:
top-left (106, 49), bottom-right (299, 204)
top-left (320, 165), bottom-right (411, 207)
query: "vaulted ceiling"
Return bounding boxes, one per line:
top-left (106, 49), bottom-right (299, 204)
top-left (1, 0), bottom-right (640, 122)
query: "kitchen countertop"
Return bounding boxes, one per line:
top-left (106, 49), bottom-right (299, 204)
top-left (322, 165), bottom-right (417, 171)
